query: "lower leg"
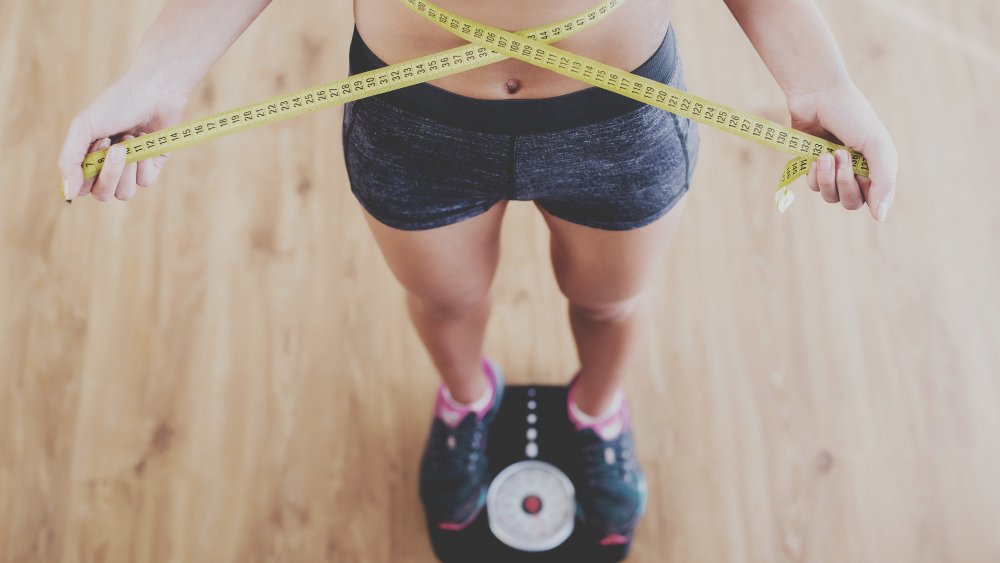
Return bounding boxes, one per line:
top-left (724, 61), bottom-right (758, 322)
top-left (567, 290), bottom-right (650, 416)
top-left (412, 288), bottom-right (504, 529)
top-left (565, 291), bottom-right (650, 544)
top-left (537, 201), bottom-right (686, 417)
top-left (358, 202), bottom-right (507, 405)
top-left (407, 290), bottom-right (492, 404)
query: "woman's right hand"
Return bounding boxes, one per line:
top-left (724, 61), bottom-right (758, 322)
top-left (58, 71), bottom-right (190, 202)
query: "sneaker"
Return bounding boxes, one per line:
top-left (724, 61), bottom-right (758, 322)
top-left (566, 378), bottom-right (647, 546)
top-left (419, 357), bottom-right (505, 530)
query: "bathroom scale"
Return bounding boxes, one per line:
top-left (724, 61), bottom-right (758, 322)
top-left (426, 385), bottom-right (632, 563)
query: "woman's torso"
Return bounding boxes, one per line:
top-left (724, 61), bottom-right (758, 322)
top-left (352, 0), bottom-right (672, 99)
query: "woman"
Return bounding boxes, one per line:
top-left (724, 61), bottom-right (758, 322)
top-left (57, 0), bottom-right (897, 547)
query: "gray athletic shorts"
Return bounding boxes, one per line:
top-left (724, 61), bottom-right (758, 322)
top-left (341, 26), bottom-right (699, 231)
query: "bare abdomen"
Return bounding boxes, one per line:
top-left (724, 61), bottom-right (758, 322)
top-left (353, 0), bottom-right (672, 99)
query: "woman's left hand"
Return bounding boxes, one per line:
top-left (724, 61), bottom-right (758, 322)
top-left (787, 80), bottom-right (897, 221)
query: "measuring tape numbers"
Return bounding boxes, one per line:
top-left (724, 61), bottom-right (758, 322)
top-left (69, 0), bottom-right (869, 212)
top-left (72, 0), bottom-right (623, 187)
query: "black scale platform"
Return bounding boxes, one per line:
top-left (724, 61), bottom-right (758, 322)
top-left (427, 385), bottom-right (631, 563)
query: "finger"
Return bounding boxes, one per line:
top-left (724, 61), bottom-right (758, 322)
top-left (860, 131), bottom-right (898, 222)
top-left (807, 160), bottom-right (819, 192)
top-left (816, 152), bottom-right (839, 203)
top-left (836, 150), bottom-right (864, 210)
top-left (79, 137), bottom-right (111, 197)
top-left (115, 135), bottom-right (138, 201)
top-left (92, 144), bottom-right (127, 202)
top-left (57, 117), bottom-right (95, 201)
top-left (137, 154), bottom-right (170, 187)
top-left (136, 132), bottom-right (170, 187)
top-left (858, 175), bottom-right (872, 203)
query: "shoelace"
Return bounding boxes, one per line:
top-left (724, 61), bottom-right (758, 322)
top-left (578, 435), bottom-right (635, 485)
top-left (427, 417), bottom-right (486, 474)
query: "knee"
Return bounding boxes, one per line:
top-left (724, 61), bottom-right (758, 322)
top-left (408, 287), bottom-right (491, 321)
top-left (568, 294), bottom-right (644, 324)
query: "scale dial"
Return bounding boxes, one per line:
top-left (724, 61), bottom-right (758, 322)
top-left (487, 460), bottom-right (575, 552)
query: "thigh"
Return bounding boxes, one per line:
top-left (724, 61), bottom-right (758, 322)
top-left (537, 196), bottom-right (686, 306)
top-left (362, 200), bottom-right (509, 305)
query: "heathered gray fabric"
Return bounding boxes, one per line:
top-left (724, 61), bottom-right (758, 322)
top-left (341, 49), bottom-right (699, 231)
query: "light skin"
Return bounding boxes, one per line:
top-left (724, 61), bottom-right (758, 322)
top-left (58, 0), bottom-right (897, 414)
top-left (723, 0), bottom-right (897, 220)
top-left (58, 0), bottom-right (273, 201)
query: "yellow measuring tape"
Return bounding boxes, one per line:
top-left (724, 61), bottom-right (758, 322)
top-left (71, 0), bottom-right (869, 212)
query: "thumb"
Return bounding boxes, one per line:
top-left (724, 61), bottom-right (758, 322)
top-left (57, 117), bottom-right (93, 201)
top-left (858, 130), bottom-right (897, 222)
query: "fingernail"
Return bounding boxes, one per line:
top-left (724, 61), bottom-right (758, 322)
top-left (62, 178), bottom-right (72, 202)
top-left (820, 153), bottom-right (833, 171)
top-left (107, 145), bottom-right (126, 162)
top-left (837, 150), bottom-right (851, 168)
top-left (876, 201), bottom-right (890, 222)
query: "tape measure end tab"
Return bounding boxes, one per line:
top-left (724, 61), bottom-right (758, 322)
top-left (775, 189), bottom-right (795, 213)
top-left (60, 179), bottom-right (74, 204)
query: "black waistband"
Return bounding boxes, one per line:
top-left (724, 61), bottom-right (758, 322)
top-left (348, 25), bottom-right (677, 135)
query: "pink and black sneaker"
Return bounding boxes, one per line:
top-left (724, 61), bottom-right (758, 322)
top-left (418, 357), bottom-right (505, 530)
top-left (566, 375), bottom-right (648, 548)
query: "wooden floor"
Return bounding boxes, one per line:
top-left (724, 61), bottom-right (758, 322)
top-left (2, 0), bottom-right (999, 561)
